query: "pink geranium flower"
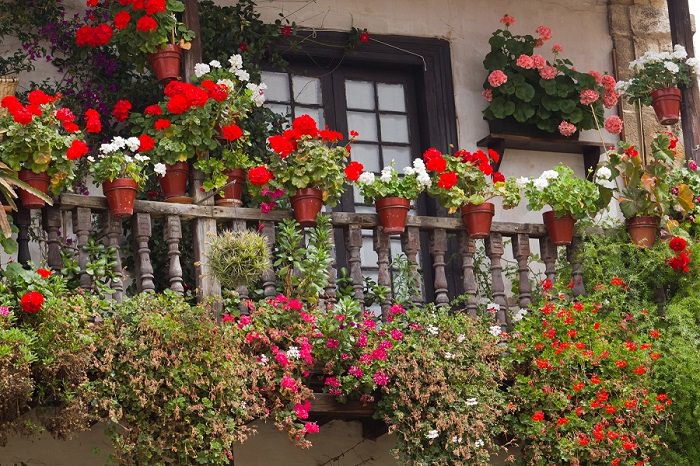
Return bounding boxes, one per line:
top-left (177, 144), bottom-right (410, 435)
top-left (488, 70), bottom-right (508, 88)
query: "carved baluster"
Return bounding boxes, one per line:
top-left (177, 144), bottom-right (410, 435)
top-left (345, 223), bottom-right (364, 304)
top-left (458, 231), bottom-right (478, 317)
top-left (567, 236), bottom-right (586, 297)
top-left (231, 220), bottom-right (249, 309)
top-left (42, 206), bottom-right (62, 271)
top-left (539, 237), bottom-right (557, 283)
top-left (373, 227), bottom-right (392, 318)
top-left (323, 227), bottom-right (338, 306)
top-left (14, 208), bottom-right (31, 265)
top-left (512, 234), bottom-right (532, 309)
top-left (260, 221), bottom-right (277, 298)
top-left (165, 215), bottom-right (184, 294)
top-left (102, 212), bottom-right (124, 302)
top-left (486, 233), bottom-right (508, 327)
top-left (73, 207), bottom-right (92, 289)
top-left (132, 213), bottom-right (155, 292)
top-left (429, 228), bottom-right (449, 307)
top-left (401, 226), bottom-right (422, 304)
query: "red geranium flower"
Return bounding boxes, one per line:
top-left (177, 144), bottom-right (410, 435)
top-left (320, 129), bottom-right (343, 142)
top-left (144, 104), bottom-right (163, 115)
top-left (492, 171), bottom-right (505, 183)
top-left (136, 15), bottom-right (158, 33)
top-left (154, 119), bottom-right (171, 130)
top-left (1, 95), bottom-right (21, 112)
top-left (532, 411), bottom-right (544, 422)
top-left (84, 108), bottom-right (102, 133)
top-left (37, 268), bottom-right (52, 278)
top-left (437, 171), bottom-right (458, 189)
top-left (20, 291), bottom-right (44, 313)
top-left (669, 236), bottom-right (687, 252)
top-left (269, 135), bottom-right (295, 157)
top-left (87, 0), bottom-right (99, 6)
top-left (344, 161), bottom-right (364, 181)
top-left (55, 108), bottom-right (74, 123)
top-left (63, 121), bottom-right (80, 133)
top-left (67, 139), bottom-right (89, 160)
top-left (11, 107), bottom-right (33, 125)
top-left (248, 165), bottom-right (273, 186)
top-left (426, 155), bottom-right (447, 173)
top-left (610, 277), bottom-right (624, 286)
top-left (292, 114), bottom-right (319, 138)
top-left (167, 94), bottom-right (191, 115)
top-left (220, 123), bottom-right (243, 142)
top-left (28, 90), bottom-right (52, 106)
top-left (112, 99), bottom-right (132, 122)
top-left (138, 134), bottom-right (155, 152)
top-left (145, 0), bottom-right (166, 15)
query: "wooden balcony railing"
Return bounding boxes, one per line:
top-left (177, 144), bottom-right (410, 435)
top-left (10, 193), bottom-right (587, 327)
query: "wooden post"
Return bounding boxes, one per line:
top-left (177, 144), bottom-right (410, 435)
top-left (668, 0), bottom-right (700, 161)
top-left (183, 0), bottom-right (221, 303)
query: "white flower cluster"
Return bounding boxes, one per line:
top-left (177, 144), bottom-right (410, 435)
top-left (286, 346), bottom-right (300, 360)
top-left (154, 163), bottom-right (167, 177)
top-left (194, 55), bottom-right (267, 107)
top-left (595, 166), bottom-right (612, 181)
top-left (465, 397), bottom-right (478, 406)
top-left (627, 44), bottom-right (699, 75)
top-left (426, 324), bottom-right (439, 336)
top-left (246, 82), bottom-right (267, 107)
top-left (97, 136), bottom-right (149, 164)
top-left (530, 169), bottom-right (559, 192)
top-left (380, 165), bottom-right (393, 183)
top-left (426, 429), bottom-right (439, 440)
top-left (512, 308), bottom-right (528, 322)
top-left (489, 325), bottom-right (503, 337)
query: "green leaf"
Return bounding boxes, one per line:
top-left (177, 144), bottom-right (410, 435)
top-left (513, 103), bottom-right (535, 123)
top-left (515, 82), bottom-right (535, 102)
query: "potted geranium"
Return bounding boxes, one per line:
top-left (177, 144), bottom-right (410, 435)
top-left (267, 115), bottom-right (353, 226)
top-left (346, 160), bottom-right (430, 235)
top-left (190, 55), bottom-right (267, 205)
top-left (97, 0), bottom-right (196, 82)
top-left (423, 147), bottom-right (521, 238)
top-left (0, 91), bottom-right (93, 209)
top-left (90, 135), bottom-right (153, 217)
top-left (483, 14), bottom-right (618, 137)
top-left (595, 133), bottom-right (686, 247)
top-left (131, 80), bottom-right (221, 203)
top-left (523, 164), bottom-right (601, 245)
top-left (617, 45), bottom-right (699, 125)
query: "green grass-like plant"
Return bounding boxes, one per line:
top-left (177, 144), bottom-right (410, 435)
top-left (207, 229), bottom-right (270, 290)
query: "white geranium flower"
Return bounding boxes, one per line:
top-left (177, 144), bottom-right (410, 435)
top-left (516, 176), bottom-right (529, 188)
top-left (475, 439), bottom-right (485, 448)
top-left (228, 54), bottom-right (243, 70)
top-left (87, 156), bottom-right (95, 163)
top-left (466, 397), bottom-right (478, 406)
top-left (235, 68), bottom-right (250, 82)
top-left (247, 82), bottom-right (267, 106)
top-left (403, 166), bottom-right (416, 176)
top-left (194, 63), bottom-right (210, 78)
top-left (486, 302), bottom-right (499, 313)
top-left (286, 346), bottom-right (300, 360)
top-left (444, 352), bottom-right (454, 360)
top-left (595, 166), bottom-right (612, 181)
top-left (380, 166), bottom-right (393, 183)
top-left (664, 61), bottom-right (680, 74)
top-left (673, 44), bottom-right (688, 59)
top-left (427, 325), bottom-right (439, 335)
top-left (218, 79), bottom-right (235, 90)
top-left (134, 154), bottom-right (150, 163)
top-left (456, 333), bottom-right (466, 343)
top-left (417, 172), bottom-right (432, 187)
top-left (100, 143), bottom-right (115, 154)
top-left (209, 60), bottom-right (221, 68)
top-left (615, 80), bottom-right (630, 94)
top-left (489, 325), bottom-right (503, 337)
top-left (412, 158), bottom-right (426, 170)
top-left (258, 354), bottom-right (268, 366)
top-left (124, 155), bottom-right (133, 163)
top-left (357, 172), bottom-right (375, 185)
top-left (125, 137), bottom-right (141, 152)
top-left (512, 308), bottom-right (528, 322)
top-left (426, 429), bottom-right (439, 440)
top-left (534, 177), bottom-right (549, 191)
top-left (112, 136), bottom-right (127, 150)
top-left (540, 169), bottom-right (559, 180)
top-left (154, 163), bottom-right (167, 177)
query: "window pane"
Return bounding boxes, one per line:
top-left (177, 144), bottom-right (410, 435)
top-left (266, 103), bottom-right (291, 120)
top-left (361, 236), bottom-right (378, 265)
top-left (353, 188), bottom-right (369, 206)
top-left (261, 71), bottom-right (290, 102)
top-left (380, 114), bottom-right (409, 143)
top-left (382, 145), bottom-right (412, 168)
top-left (295, 106), bottom-right (324, 128)
top-left (345, 80), bottom-right (375, 110)
top-left (347, 111), bottom-right (378, 142)
top-left (292, 75), bottom-right (321, 105)
top-left (377, 83), bottom-right (406, 112)
top-left (351, 143), bottom-right (381, 172)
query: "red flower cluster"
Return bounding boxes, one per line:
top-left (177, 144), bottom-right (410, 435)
top-left (67, 140), bottom-right (90, 160)
top-left (136, 15), bottom-right (157, 32)
top-left (220, 123), bottom-right (243, 142)
top-left (268, 115), bottom-right (345, 159)
top-left (138, 134), bottom-right (155, 152)
top-left (2, 91), bottom-right (58, 126)
top-left (84, 108), bottom-right (102, 133)
top-left (75, 24), bottom-right (113, 48)
top-left (112, 99), bottom-right (132, 122)
top-left (144, 104), bottom-right (163, 115)
top-left (667, 236), bottom-right (691, 273)
top-left (20, 291), bottom-right (45, 314)
top-left (163, 81), bottom-right (211, 115)
top-left (113, 10), bottom-right (131, 30)
top-left (200, 80), bottom-right (229, 102)
top-left (248, 165), bottom-right (273, 186)
top-left (37, 268), bottom-right (52, 278)
top-left (345, 161), bottom-right (364, 182)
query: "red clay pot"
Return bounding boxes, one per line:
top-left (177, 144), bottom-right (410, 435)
top-left (375, 197), bottom-right (410, 235)
top-left (460, 202), bottom-right (495, 239)
top-left (18, 169), bottom-right (50, 210)
top-left (651, 87), bottom-right (681, 125)
top-left (626, 216), bottom-right (659, 248)
top-left (147, 44), bottom-right (182, 83)
top-left (543, 211), bottom-right (575, 246)
top-left (159, 162), bottom-right (192, 203)
top-left (290, 187), bottom-right (324, 227)
top-left (215, 168), bottom-right (245, 207)
top-left (103, 178), bottom-right (138, 218)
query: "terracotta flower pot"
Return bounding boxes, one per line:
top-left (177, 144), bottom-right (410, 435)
top-left (460, 202), bottom-right (495, 239)
top-left (18, 169), bottom-right (50, 210)
top-left (651, 87), bottom-right (681, 125)
top-left (543, 211), bottom-right (575, 246)
top-left (375, 197), bottom-right (411, 235)
top-left (159, 162), bottom-right (192, 203)
top-left (290, 187), bottom-right (324, 227)
top-left (103, 178), bottom-right (138, 218)
top-left (626, 216), bottom-right (659, 248)
top-left (215, 168), bottom-right (246, 207)
top-left (147, 44), bottom-right (182, 83)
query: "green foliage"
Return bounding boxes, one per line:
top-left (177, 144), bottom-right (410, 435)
top-left (524, 164), bottom-right (601, 219)
top-left (391, 253), bottom-right (421, 305)
top-left (60, 239), bottom-right (119, 300)
top-left (273, 216), bottom-right (333, 304)
top-left (354, 163), bottom-right (426, 203)
top-left (207, 229), bottom-right (270, 290)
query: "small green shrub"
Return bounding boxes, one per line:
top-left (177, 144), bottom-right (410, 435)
top-left (207, 229), bottom-right (270, 290)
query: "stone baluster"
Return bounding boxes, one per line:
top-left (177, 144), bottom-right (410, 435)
top-left (429, 228), bottom-right (449, 307)
top-left (373, 227), bottom-right (393, 318)
top-left (458, 231), bottom-right (478, 317)
top-left (42, 206), bottom-right (62, 271)
top-left (539, 236), bottom-right (557, 283)
top-left (260, 221), bottom-right (277, 298)
top-left (231, 220), bottom-right (249, 309)
top-left (512, 233), bottom-right (532, 309)
top-left (165, 215), bottom-right (184, 294)
top-left (485, 233), bottom-right (508, 327)
top-left (73, 207), bottom-right (92, 289)
top-left (401, 226), bottom-right (423, 304)
top-left (567, 236), bottom-right (586, 297)
top-left (13, 208), bottom-right (31, 265)
top-left (102, 212), bottom-right (124, 302)
top-left (345, 223), bottom-right (365, 304)
top-left (132, 213), bottom-right (155, 292)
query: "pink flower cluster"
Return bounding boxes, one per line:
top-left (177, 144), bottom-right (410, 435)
top-left (488, 70), bottom-right (508, 88)
top-left (580, 89), bottom-right (600, 106)
top-left (536, 25), bottom-right (552, 41)
top-left (539, 66), bottom-right (557, 80)
top-left (516, 54), bottom-right (535, 69)
top-left (604, 115), bottom-right (624, 135)
top-left (559, 120), bottom-right (577, 137)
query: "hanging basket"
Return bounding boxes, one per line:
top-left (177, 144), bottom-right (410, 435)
top-left (103, 178), bottom-right (138, 217)
top-left (460, 202), bottom-right (495, 239)
top-left (542, 211), bottom-right (575, 246)
top-left (626, 216), bottom-right (659, 248)
top-left (375, 197), bottom-right (410, 235)
top-left (147, 44), bottom-right (182, 83)
top-left (18, 169), bottom-right (50, 210)
top-left (290, 187), bottom-right (324, 227)
top-left (650, 87), bottom-right (681, 126)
